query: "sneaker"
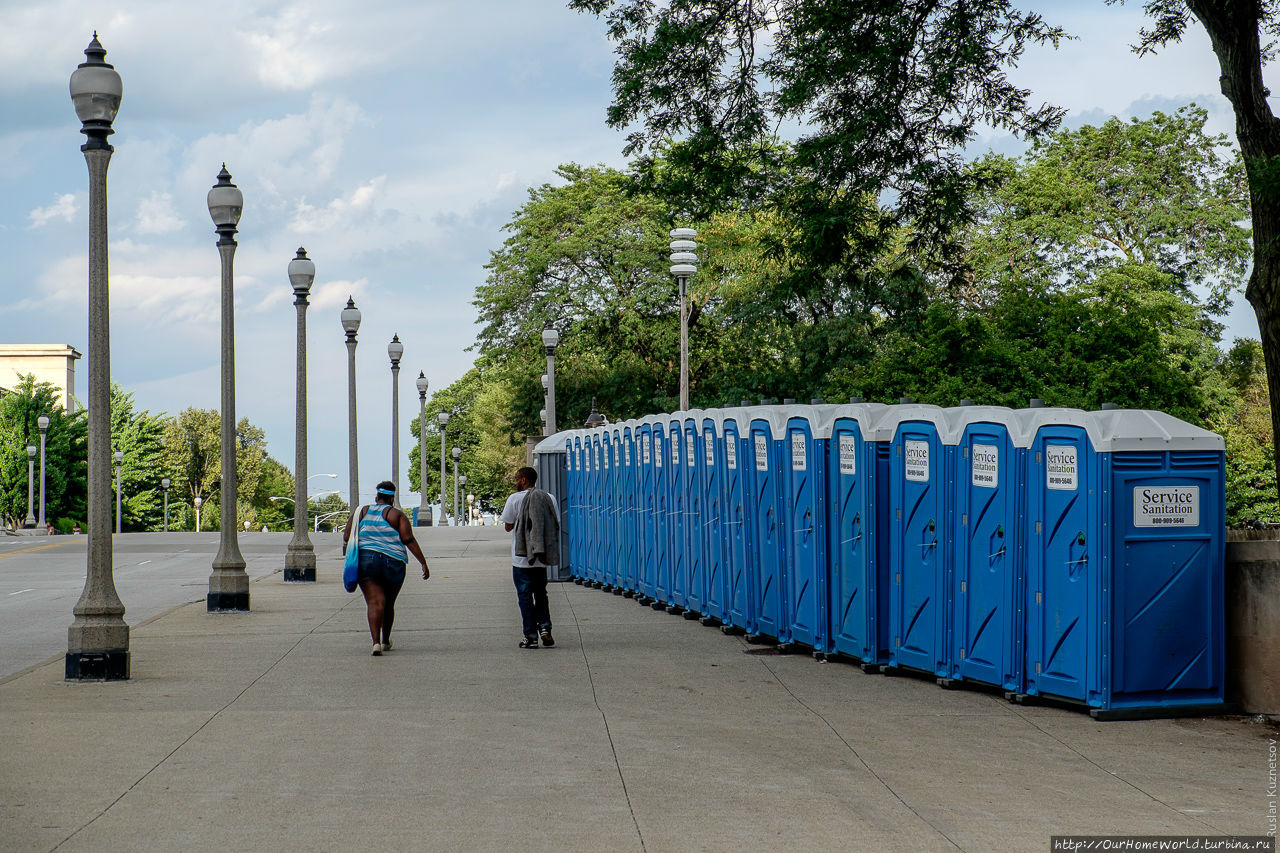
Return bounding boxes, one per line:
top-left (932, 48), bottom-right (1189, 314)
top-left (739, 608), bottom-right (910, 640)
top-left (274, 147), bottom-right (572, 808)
top-left (381, 638), bottom-right (392, 652)
top-left (519, 636), bottom-right (539, 649)
top-left (539, 629), bottom-right (555, 647)
top-left (371, 643), bottom-right (383, 656)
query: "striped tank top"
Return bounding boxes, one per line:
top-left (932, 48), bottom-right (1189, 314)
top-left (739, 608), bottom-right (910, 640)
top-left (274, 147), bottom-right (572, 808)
top-left (358, 505), bottom-right (406, 562)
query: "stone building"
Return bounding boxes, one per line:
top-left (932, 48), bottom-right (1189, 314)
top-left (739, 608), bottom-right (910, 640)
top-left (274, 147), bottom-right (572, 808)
top-left (0, 344), bottom-right (82, 412)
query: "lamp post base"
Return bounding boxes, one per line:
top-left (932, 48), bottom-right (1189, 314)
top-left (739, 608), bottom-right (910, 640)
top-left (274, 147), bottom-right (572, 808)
top-left (65, 649), bottom-right (129, 680)
top-left (207, 591), bottom-right (250, 611)
top-left (284, 542), bottom-right (317, 583)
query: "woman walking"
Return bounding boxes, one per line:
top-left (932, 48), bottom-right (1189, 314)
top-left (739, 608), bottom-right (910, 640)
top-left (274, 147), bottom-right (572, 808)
top-left (343, 481), bottom-right (430, 655)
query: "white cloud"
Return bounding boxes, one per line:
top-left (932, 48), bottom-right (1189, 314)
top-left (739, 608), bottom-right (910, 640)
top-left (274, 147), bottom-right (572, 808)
top-left (180, 94), bottom-right (365, 209)
top-left (289, 177), bottom-right (386, 234)
top-left (134, 191), bottom-right (184, 235)
top-left (29, 193), bottom-right (78, 227)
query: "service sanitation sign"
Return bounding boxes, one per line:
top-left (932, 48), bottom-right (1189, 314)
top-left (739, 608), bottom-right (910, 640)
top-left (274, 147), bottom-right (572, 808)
top-left (904, 440), bottom-right (929, 482)
top-left (1046, 445), bottom-right (1077, 491)
top-left (1133, 485), bottom-right (1199, 527)
top-left (971, 444), bottom-right (998, 488)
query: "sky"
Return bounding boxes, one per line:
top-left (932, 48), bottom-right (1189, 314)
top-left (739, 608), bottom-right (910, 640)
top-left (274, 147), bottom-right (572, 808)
top-left (0, 0), bottom-right (1262, 511)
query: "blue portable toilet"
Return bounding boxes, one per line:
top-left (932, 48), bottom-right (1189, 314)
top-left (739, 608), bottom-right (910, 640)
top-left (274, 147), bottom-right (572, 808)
top-left (747, 407), bottom-right (791, 642)
top-left (781, 405), bottom-right (837, 653)
top-left (945, 406), bottom-right (1028, 691)
top-left (581, 431), bottom-right (597, 585)
top-left (664, 416), bottom-right (689, 612)
top-left (1020, 407), bottom-right (1226, 719)
top-left (600, 429), bottom-right (617, 589)
top-left (681, 411), bottom-right (707, 617)
top-left (700, 412), bottom-right (728, 626)
top-left (591, 429), bottom-right (607, 587)
top-left (618, 422), bottom-right (637, 596)
top-left (885, 404), bottom-right (953, 676)
top-left (825, 403), bottom-right (894, 667)
top-left (651, 418), bottom-right (672, 606)
top-left (720, 410), bottom-right (754, 634)
top-left (636, 418), bottom-right (658, 602)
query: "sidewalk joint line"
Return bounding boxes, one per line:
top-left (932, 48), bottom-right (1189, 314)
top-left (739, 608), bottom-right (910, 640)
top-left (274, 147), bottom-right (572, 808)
top-left (564, 589), bottom-right (647, 853)
top-left (753, 653), bottom-right (964, 852)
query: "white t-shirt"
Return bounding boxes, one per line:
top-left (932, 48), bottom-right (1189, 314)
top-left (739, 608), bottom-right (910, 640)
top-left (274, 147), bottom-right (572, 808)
top-left (501, 488), bottom-right (560, 568)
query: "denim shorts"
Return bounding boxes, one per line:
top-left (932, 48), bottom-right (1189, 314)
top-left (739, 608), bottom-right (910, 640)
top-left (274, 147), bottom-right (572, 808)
top-left (357, 548), bottom-right (406, 595)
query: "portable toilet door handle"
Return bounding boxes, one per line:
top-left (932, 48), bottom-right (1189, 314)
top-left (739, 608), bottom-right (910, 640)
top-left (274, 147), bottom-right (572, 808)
top-left (843, 512), bottom-right (862, 546)
top-left (989, 525), bottom-right (1006, 563)
top-left (1067, 531), bottom-right (1088, 579)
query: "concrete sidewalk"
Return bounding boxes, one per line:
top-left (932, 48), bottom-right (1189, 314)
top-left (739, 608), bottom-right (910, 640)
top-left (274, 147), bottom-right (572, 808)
top-left (1, 526), bottom-right (1267, 852)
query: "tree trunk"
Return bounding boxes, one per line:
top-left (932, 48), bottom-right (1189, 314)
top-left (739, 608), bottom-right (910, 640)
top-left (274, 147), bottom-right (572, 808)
top-left (1189, 1), bottom-right (1280, 494)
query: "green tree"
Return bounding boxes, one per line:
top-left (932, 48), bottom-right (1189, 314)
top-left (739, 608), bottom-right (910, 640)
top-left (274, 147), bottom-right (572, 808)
top-left (0, 375), bottom-right (87, 529)
top-left (109, 384), bottom-right (169, 532)
top-left (967, 106), bottom-right (1249, 313)
top-left (159, 407), bottom-right (272, 531)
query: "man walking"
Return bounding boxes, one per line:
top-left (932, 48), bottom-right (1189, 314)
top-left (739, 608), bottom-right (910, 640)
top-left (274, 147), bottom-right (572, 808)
top-left (502, 466), bottom-right (560, 649)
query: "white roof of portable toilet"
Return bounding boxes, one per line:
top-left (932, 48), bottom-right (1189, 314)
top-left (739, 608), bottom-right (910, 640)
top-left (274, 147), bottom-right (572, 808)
top-left (1089, 409), bottom-right (1224, 453)
top-left (812, 403), bottom-right (894, 440)
top-left (1011, 407), bottom-right (1225, 453)
top-left (533, 429), bottom-right (579, 455)
top-left (740, 405), bottom-right (792, 437)
top-left (870, 404), bottom-right (949, 443)
top-left (941, 405), bottom-right (1031, 447)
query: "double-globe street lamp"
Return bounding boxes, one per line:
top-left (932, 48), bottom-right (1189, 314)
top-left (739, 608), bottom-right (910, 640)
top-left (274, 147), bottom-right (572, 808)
top-left (341, 298), bottom-right (361, 510)
top-left (66, 33), bottom-right (128, 680)
top-left (438, 411), bottom-right (450, 523)
top-left (670, 228), bottom-right (698, 411)
top-left (416, 372), bottom-right (430, 526)
top-left (542, 327), bottom-right (559, 434)
top-left (206, 165), bottom-right (249, 611)
top-left (388, 335), bottom-right (403, 508)
top-left (285, 248), bottom-right (317, 582)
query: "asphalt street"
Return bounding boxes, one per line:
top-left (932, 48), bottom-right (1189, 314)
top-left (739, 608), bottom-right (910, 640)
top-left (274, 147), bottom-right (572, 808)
top-left (0, 531), bottom-right (335, 679)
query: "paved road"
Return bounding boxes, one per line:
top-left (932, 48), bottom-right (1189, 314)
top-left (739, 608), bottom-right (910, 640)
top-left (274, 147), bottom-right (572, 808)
top-left (0, 532), bottom-right (338, 679)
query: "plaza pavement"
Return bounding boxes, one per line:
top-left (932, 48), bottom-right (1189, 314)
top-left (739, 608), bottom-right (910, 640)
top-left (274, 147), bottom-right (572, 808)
top-left (1, 525), bottom-right (1268, 852)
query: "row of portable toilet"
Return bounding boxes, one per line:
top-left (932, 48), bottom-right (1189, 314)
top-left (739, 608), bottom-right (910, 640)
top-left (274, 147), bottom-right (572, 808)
top-left (532, 403), bottom-right (1227, 719)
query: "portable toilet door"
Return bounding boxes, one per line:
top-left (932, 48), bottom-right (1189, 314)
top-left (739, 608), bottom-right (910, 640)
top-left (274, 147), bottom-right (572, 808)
top-left (611, 427), bottom-right (629, 593)
top-left (948, 407), bottom-right (1025, 691)
top-left (590, 431), bottom-right (606, 586)
top-left (701, 414), bottom-right (727, 625)
top-left (782, 407), bottom-right (830, 652)
top-left (748, 408), bottom-right (789, 642)
top-left (568, 432), bottom-right (583, 578)
top-left (682, 414), bottom-right (707, 616)
top-left (666, 419), bottom-right (689, 612)
top-left (826, 404), bottom-right (892, 666)
top-left (1022, 410), bottom-right (1095, 704)
top-left (636, 421), bottom-right (657, 601)
top-left (599, 431), bottom-right (615, 589)
top-left (581, 432), bottom-right (595, 584)
top-left (1095, 409), bottom-right (1226, 717)
top-left (722, 414), bottom-right (754, 634)
top-left (652, 422), bottom-right (671, 606)
top-left (619, 425), bottom-right (637, 596)
top-left (887, 405), bottom-right (952, 676)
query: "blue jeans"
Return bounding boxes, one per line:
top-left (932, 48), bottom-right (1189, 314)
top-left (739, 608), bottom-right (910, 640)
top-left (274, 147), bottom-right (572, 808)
top-left (513, 566), bottom-right (551, 638)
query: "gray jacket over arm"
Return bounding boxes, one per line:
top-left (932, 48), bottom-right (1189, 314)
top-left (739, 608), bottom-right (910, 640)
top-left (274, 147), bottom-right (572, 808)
top-left (514, 488), bottom-right (560, 567)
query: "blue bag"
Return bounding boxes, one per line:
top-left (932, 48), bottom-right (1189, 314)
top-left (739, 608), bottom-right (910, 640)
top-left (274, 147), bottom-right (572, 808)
top-left (343, 506), bottom-right (364, 592)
